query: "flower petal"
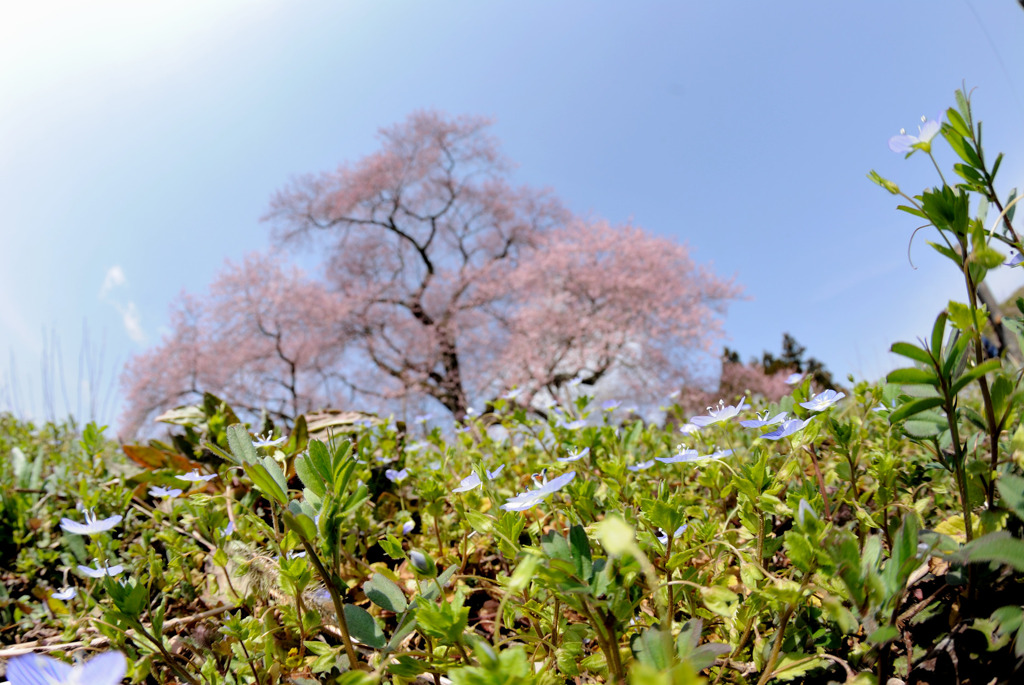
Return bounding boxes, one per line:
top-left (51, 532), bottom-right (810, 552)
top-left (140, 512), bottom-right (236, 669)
top-left (888, 134), bottom-right (916, 153)
top-left (7, 652), bottom-right (74, 685)
top-left (78, 651), bottom-right (128, 685)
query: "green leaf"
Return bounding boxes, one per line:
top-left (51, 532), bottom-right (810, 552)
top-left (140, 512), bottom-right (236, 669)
top-left (294, 453), bottom-right (326, 499)
top-left (972, 246), bottom-right (1006, 270)
top-left (997, 475), bottom-right (1024, 522)
top-left (380, 534), bottom-right (405, 561)
top-left (282, 506), bottom-right (316, 541)
top-left (364, 573), bottom-right (407, 613)
top-left (889, 396), bottom-right (945, 424)
top-left (642, 498), bottom-right (687, 536)
top-left (701, 586), bottom-right (739, 618)
top-left (897, 204), bottom-right (927, 220)
top-left (386, 655), bottom-right (428, 678)
top-left (594, 516), bottom-right (638, 557)
top-left (948, 300), bottom-right (983, 334)
top-left (941, 332), bottom-right (971, 380)
top-left (890, 341), bottom-right (933, 366)
top-left (955, 89), bottom-right (972, 129)
top-left (928, 241), bottom-right (964, 266)
top-left (770, 653), bottom-right (830, 681)
top-left (288, 414), bottom-right (309, 454)
top-left (308, 439), bottom-right (333, 484)
top-left (343, 604), bottom-right (386, 649)
top-left (946, 107), bottom-right (971, 138)
top-left (960, 531), bottom-right (1024, 572)
top-left (944, 131), bottom-right (982, 168)
top-left (568, 524), bottom-right (593, 581)
top-left (931, 311), bottom-right (948, 357)
top-left (261, 456), bottom-right (289, 501)
top-left (903, 420), bottom-right (943, 439)
top-left (949, 358), bottom-right (1002, 396)
top-left (226, 423), bottom-right (258, 465)
top-left (886, 367), bottom-right (939, 386)
top-left (630, 627), bottom-right (673, 670)
top-left (464, 510), bottom-right (493, 535)
top-left (950, 162), bottom-right (983, 187)
top-left (243, 460), bottom-right (288, 506)
top-left (414, 590), bottom-right (469, 644)
top-left (990, 373), bottom-right (1015, 422)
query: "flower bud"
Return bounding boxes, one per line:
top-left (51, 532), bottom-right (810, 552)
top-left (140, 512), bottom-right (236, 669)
top-left (408, 549), bottom-right (436, 577)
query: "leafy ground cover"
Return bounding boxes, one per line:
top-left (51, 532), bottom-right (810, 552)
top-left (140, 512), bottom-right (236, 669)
top-left (3, 88), bottom-right (1024, 685)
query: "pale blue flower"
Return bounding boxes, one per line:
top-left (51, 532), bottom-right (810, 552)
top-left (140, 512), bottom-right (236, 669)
top-left (452, 464), bottom-right (505, 493)
top-left (888, 115), bottom-right (941, 154)
top-left (689, 396), bottom-right (748, 427)
top-left (78, 562), bottom-right (124, 578)
top-left (796, 499), bottom-right (818, 526)
top-left (149, 486), bottom-right (183, 498)
top-left (760, 418), bottom-right (812, 440)
top-left (452, 473), bottom-right (482, 493)
top-left (220, 520), bottom-right (235, 538)
top-left (557, 418), bottom-right (587, 431)
top-left (740, 411), bottom-right (788, 428)
top-left (784, 372), bottom-right (803, 385)
top-left (406, 440), bottom-right (429, 454)
top-left (568, 375), bottom-right (584, 388)
top-left (385, 468), bottom-right (409, 484)
top-left (408, 550), bottom-right (431, 573)
top-left (401, 520), bottom-right (415, 535)
top-left (501, 387), bottom-right (524, 401)
top-left (873, 399), bottom-right (898, 414)
top-left (414, 413), bottom-right (431, 424)
top-left (252, 432), bottom-right (287, 449)
top-left (6, 650), bottom-right (126, 685)
top-left (501, 471), bottom-right (576, 512)
top-left (176, 469), bottom-right (217, 483)
top-left (59, 510), bottom-right (122, 536)
top-left (558, 447), bottom-right (590, 463)
top-left (1006, 252), bottom-right (1023, 267)
top-left (800, 389), bottom-right (845, 412)
top-left (677, 423), bottom-right (700, 435)
top-left (657, 447), bottom-right (732, 464)
top-left (656, 448), bottom-right (699, 464)
top-left (51, 586), bottom-right (77, 601)
top-left (627, 459), bottom-right (656, 472)
top-left (286, 550), bottom-right (306, 559)
top-left (656, 525), bottom-right (688, 546)
top-left (601, 399), bottom-right (622, 412)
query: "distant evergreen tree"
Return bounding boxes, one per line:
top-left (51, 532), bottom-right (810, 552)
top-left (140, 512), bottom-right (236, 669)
top-left (759, 333), bottom-right (839, 390)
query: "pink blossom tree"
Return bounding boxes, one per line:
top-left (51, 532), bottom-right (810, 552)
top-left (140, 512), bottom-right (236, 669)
top-left (478, 218), bottom-right (742, 407)
top-left (122, 111), bottom-right (742, 433)
top-left (120, 254), bottom-right (347, 436)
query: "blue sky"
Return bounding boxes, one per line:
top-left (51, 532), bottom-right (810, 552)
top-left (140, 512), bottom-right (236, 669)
top-left (2, 1), bottom-right (1024, 427)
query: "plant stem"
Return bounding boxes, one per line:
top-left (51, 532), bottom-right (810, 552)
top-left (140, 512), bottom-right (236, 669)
top-left (300, 539), bottom-right (358, 667)
top-left (963, 267), bottom-right (1001, 510)
top-left (755, 602), bottom-right (795, 685)
top-left (804, 444), bottom-right (833, 519)
top-left (132, 619), bottom-right (200, 685)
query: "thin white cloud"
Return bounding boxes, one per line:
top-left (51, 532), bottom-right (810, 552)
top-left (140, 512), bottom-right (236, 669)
top-left (115, 301), bottom-right (146, 344)
top-left (98, 266), bottom-right (145, 343)
top-left (99, 265), bottom-right (126, 299)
